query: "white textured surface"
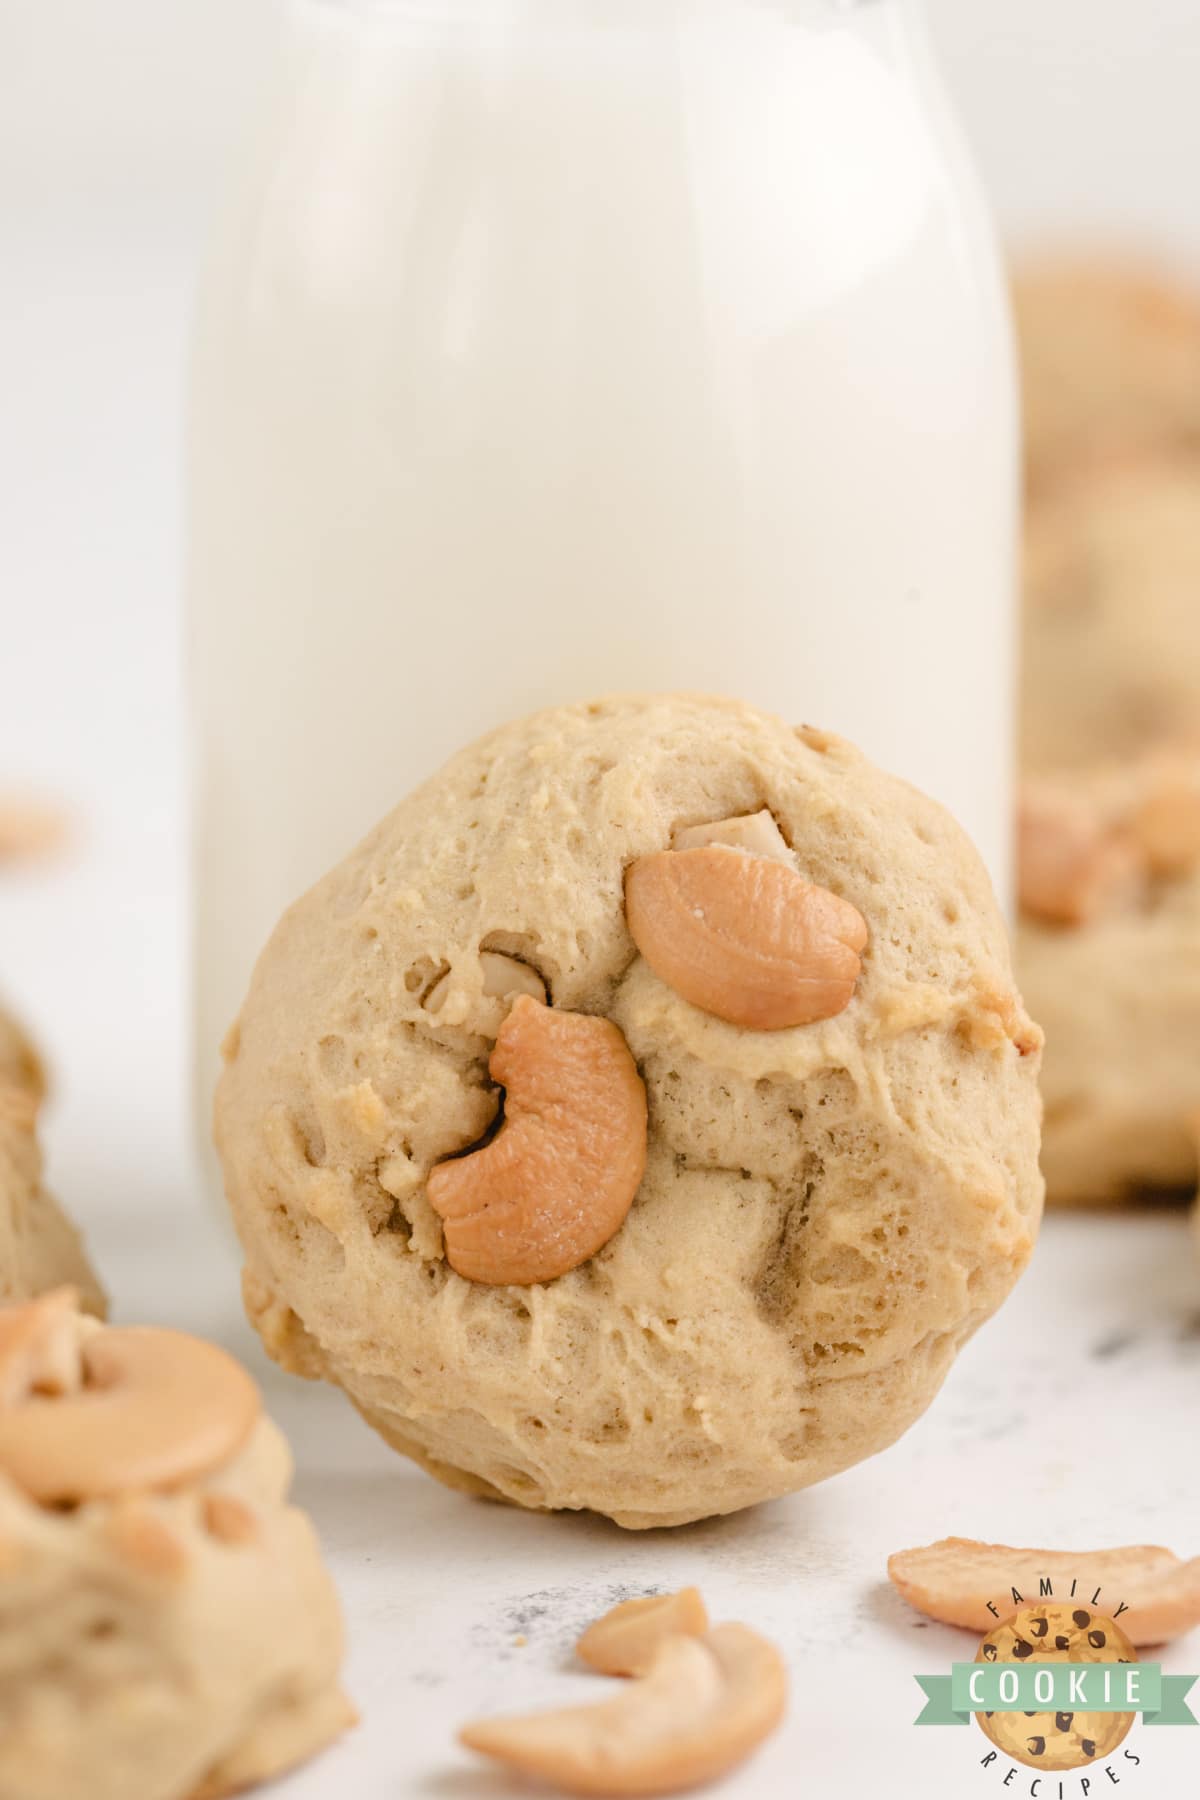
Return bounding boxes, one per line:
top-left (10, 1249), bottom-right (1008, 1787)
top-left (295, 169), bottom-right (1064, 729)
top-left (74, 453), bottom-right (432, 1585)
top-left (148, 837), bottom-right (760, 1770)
top-left (2, 224), bottom-right (1199, 1799)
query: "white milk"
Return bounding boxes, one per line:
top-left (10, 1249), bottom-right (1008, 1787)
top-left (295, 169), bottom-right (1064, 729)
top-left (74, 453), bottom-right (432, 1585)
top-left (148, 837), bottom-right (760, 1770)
top-left (189, 0), bottom-right (1017, 1142)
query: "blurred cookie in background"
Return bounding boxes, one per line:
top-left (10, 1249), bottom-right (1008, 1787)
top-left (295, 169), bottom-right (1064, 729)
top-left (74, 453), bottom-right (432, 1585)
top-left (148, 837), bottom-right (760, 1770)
top-left (0, 1002), bottom-right (104, 1311)
top-left (1021, 454), bottom-right (1200, 773)
top-left (1017, 754), bottom-right (1200, 1205)
top-left (1014, 259), bottom-right (1200, 491)
top-left (1016, 258), bottom-right (1200, 1207)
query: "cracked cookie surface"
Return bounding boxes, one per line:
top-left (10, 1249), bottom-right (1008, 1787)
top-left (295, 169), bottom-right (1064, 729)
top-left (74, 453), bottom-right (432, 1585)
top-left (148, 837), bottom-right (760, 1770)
top-left (216, 695), bottom-right (1043, 1527)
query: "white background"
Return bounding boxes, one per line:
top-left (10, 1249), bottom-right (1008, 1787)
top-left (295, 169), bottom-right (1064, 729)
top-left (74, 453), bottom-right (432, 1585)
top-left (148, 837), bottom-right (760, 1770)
top-left (2, 4), bottom-right (1199, 1798)
top-left (5, 0), bottom-right (1200, 257)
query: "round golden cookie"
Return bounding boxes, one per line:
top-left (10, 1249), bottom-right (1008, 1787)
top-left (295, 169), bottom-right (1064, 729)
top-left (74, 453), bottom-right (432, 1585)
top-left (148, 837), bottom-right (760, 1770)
top-left (976, 1604), bottom-right (1137, 1773)
top-left (1014, 260), bottom-right (1200, 489)
top-left (216, 695), bottom-right (1043, 1528)
top-left (0, 1292), bottom-right (352, 1800)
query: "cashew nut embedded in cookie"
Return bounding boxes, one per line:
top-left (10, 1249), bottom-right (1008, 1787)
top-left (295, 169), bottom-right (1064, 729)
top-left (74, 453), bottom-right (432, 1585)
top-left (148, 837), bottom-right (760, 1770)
top-left (426, 995), bottom-right (648, 1286)
top-left (625, 845), bottom-right (867, 1030)
top-left (0, 1295), bottom-right (262, 1504)
top-left (671, 810), bottom-right (793, 864)
top-left (577, 1589), bottom-right (710, 1678)
top-left (461, 1622), bottom-right (787, 1796)
top-left (423, 950), bottom-right (547, 1018)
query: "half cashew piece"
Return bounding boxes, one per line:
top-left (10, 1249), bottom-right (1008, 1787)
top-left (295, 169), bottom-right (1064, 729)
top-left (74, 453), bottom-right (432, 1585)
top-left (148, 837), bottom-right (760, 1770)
top-left (427, 995), bottom-right (648, 1285)
top-left (889, 1538), bottom-right (1200, 1646)
top-left (423, 950), bottom-right (547, 1018)
top-left (461, 1623), bottom-right (786, 1796)
top-left (577, 1589), bottom-right (710, 1678)
top-left (625, 845), bottom-right (867, 1030)
top-left (671, 810), bottom-right (793, 864)
top-left (0, 1303), bottom-right (262, 1504)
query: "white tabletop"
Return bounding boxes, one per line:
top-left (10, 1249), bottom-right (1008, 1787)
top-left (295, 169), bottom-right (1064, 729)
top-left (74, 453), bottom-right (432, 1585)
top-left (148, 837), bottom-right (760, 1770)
top-left (2, 209), bottom-right (1198, 1800)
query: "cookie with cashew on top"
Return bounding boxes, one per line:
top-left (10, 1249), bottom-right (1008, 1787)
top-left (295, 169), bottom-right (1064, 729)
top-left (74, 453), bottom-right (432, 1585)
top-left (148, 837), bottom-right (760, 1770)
top-left (0, 1001), bottom-right (104, 1312)
top-left (0, 1289), bottom-right (353, 1800)
top-left (216, 694), bottom-right (1043, 1528)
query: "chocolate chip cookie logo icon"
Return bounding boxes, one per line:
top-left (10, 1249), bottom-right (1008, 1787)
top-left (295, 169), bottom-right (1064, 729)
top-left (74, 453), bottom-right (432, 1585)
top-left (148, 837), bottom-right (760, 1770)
top-left (913, 1579), bottom-right (1198, 1792)
top-left (974, 1604), bottom-right (1138, 1773)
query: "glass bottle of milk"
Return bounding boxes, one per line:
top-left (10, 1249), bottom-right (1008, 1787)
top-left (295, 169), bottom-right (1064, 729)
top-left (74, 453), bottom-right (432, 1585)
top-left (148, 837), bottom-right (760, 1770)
top-left (189, 0), bottom-right (1017, 1131)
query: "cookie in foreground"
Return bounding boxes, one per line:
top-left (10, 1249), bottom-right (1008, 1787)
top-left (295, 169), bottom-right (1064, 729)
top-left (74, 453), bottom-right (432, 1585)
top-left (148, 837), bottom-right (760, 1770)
top-left (0, 1289), bottom-right (352, 1800)
top-left (217, 694), bottom-right (1043, 1527)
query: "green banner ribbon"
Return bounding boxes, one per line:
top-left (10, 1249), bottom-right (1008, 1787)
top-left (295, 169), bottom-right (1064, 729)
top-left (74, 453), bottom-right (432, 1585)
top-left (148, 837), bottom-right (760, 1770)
top-left (1144, 1677), bottom-right (1199, 1727)
top-left (915, 1666), bottom-right (1197, 1727)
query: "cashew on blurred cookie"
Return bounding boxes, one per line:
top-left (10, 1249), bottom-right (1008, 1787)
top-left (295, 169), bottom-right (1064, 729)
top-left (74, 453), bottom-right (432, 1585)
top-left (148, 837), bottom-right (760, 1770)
top-left (0, 1289), bottom-right (352, 1800)
top-left (1018, 756), bottom-right (1200, 1204)
top-left (1017, 458), bottom-right (1200, 1203)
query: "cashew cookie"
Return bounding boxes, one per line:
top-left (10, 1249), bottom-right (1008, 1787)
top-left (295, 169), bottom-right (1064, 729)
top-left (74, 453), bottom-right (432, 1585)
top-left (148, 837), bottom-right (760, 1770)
top-left (0, 1291), bottom-right (352, 1800)
top-left (217, 695), bottom-right (1043, 1527)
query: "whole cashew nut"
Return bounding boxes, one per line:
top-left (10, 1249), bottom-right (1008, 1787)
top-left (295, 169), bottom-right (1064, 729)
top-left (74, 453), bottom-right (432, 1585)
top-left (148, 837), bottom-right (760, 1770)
top-left (461, 1622), bottom-right (787, 1796)
top-left (0, 1297), bottom-right (261, 1504)
top-left (625, 845), bottom-right (868, 1031)
top-left (427, 995), bottom-right (648, 1286)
